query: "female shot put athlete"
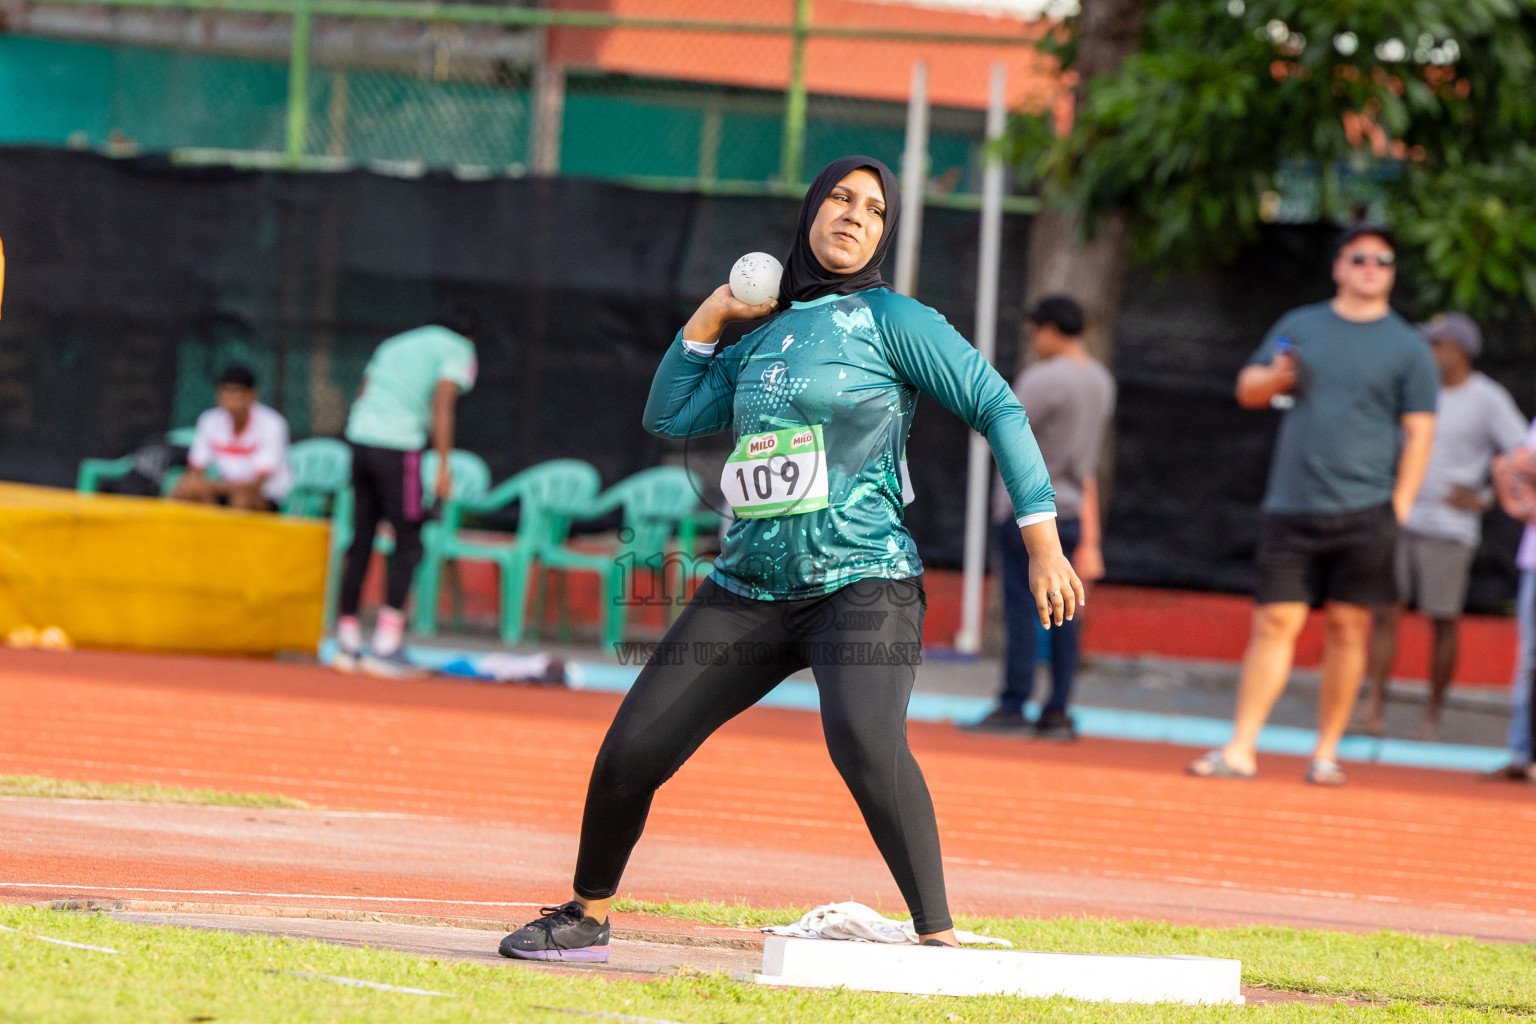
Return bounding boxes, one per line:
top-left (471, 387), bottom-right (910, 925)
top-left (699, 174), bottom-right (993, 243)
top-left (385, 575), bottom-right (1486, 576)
top-left (500, 156), bottom-right (1083, 959)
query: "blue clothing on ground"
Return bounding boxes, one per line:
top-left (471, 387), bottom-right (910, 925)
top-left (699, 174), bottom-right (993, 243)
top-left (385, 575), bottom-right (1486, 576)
top-left (996, 517), bottom-right (1081, 714)
top-left (1248, 303), bottom-right (1438, 515)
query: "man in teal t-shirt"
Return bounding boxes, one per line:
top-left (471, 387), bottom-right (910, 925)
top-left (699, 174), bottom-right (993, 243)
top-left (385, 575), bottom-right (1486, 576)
top-left (336, 302), bottom-right (479, 678)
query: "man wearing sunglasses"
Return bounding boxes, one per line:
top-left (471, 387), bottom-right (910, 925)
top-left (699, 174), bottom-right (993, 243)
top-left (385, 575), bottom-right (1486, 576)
top-left (1189, 224), bottom-right (1438, 785)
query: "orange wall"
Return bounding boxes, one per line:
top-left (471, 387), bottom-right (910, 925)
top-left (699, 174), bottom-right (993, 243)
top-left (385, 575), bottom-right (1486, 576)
top-left (550, 0), bottom-right (1068, 112)
top-left (369, 555), bottom-right (1519, 688)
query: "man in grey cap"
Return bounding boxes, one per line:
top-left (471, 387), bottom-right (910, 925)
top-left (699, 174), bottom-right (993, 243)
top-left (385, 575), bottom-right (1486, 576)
top-left (1358, 313), bottom-right (1527, 740)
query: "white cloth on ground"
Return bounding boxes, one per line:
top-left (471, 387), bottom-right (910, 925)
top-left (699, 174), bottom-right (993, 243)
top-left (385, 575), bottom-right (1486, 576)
top-left (761, 902), bottom-right (1011, 947)
top-left (476, 652), bottom-right (580, 686)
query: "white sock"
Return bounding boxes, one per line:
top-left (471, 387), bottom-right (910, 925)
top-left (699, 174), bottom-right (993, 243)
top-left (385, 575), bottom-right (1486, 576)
top-left (337, 615), bottom-right (363, 654)
top-left (372, 607), bottom-right (405, 657)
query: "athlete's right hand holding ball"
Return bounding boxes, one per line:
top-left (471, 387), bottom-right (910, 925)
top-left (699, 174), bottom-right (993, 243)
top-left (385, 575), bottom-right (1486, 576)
top-left (1021, 520), bottom-right (1087, 628)
top-left (683, 284), bottom-right (779, 348)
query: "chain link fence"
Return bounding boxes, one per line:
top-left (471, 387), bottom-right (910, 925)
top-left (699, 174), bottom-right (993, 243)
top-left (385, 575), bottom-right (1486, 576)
top-left (0, 0), bottom-right (1062, 200)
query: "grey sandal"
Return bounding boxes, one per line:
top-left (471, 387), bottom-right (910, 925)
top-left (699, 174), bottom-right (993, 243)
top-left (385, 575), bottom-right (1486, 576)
top-left (1186, 750), bottom-right (1257, 780)
top-left (1306, 758), bottom-right (1347, 786)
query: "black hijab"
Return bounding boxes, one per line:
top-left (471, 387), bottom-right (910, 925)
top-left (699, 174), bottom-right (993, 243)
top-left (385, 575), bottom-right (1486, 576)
top-left (781, 155), bottom-right (902, 304)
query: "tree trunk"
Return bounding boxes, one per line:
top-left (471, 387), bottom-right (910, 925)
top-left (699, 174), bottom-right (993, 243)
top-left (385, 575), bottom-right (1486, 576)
top-left (1023, 208), bottom-right (1130, 369)
top-left (986, 0), bottom-right (1145, 657)
top-left (1020, 0), bottom-right (1147, 371)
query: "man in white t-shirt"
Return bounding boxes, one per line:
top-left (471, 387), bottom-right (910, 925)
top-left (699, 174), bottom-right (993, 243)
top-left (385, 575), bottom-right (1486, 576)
top-left (172, 364), bottom-right (292, 511)
top-left (1359, 313), bottom-right (1527, 740)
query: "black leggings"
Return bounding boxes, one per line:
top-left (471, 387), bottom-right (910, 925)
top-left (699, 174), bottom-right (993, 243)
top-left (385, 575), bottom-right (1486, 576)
top-left (573, 575), bottom-right (952, 934)
top-left (339, 442), bottom-right (425, 615)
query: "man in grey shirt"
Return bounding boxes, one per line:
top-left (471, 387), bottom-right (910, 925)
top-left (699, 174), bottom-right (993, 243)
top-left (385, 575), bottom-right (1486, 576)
top-left (1188, 224), bottom-right (1438, 785)
top-left (1359, 313), bottom-right (1527, 740)
top-left (968, 295), bottom-right (1116, 739)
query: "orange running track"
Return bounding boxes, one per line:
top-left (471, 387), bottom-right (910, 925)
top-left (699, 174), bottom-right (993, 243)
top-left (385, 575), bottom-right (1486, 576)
top-left (3, 649), bottom-right (1535, 942)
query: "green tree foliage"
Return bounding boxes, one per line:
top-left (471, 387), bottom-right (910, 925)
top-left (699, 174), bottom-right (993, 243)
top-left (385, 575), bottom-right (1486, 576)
top-left (1010, 0), bottom-right (1536, 316)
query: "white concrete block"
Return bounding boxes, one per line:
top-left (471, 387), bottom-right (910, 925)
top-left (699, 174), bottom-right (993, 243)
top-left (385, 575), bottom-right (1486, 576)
top-left (755, 936), bottom-right (1243, 1004)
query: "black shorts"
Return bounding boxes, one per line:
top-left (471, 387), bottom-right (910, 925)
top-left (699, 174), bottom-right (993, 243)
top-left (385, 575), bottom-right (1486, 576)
top-left (1254, 503), bottom-right (1399, 607)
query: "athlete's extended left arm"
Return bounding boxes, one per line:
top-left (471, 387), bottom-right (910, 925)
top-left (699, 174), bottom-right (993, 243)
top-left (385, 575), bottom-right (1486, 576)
top-left (880, 298), bottom-right (1084, 626)
top-left (1393, 412), bottom-right (1436, 524)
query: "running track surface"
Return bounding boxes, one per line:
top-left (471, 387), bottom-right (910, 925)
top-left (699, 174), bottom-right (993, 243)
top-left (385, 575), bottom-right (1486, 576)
top-left (4, 649), bottom-right (1535, 942)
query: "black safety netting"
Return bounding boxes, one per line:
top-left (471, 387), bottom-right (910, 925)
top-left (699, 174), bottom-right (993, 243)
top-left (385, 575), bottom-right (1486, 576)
top-left (0, 148), bottom-right (1528, 610)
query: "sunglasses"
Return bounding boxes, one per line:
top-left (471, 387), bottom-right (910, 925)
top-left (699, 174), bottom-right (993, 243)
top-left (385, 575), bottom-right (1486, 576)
top-left (1348, 252), bottom-right (1395, 267)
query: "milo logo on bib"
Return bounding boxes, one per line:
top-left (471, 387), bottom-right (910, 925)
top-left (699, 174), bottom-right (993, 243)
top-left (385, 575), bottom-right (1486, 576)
top-left (722, 424), bottom-right (830, 519)
top-left (747, 433), bottom-right (778, 457)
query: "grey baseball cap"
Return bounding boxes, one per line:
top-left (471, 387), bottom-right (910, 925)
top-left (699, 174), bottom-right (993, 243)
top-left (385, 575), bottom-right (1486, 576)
top-left (1417, 312), bottom-right (1482, 359)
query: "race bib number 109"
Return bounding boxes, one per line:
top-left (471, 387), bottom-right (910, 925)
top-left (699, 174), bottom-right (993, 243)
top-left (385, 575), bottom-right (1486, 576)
top-left (722, 424), bottom-right (829, 519)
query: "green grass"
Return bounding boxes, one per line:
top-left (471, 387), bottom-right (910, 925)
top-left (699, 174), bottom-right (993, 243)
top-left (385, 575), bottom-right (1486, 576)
top-left (3, 903), bottom-right (1535, 1023)
top-left (615, 898), bottom-right (1536, 1012)
top-left (0, 773), bottom-right (309, 809)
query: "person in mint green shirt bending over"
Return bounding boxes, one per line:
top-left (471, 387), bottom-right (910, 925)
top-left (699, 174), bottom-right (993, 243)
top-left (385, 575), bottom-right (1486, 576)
top-left (498, 156), bottom-right (1084, 964)
top-left (334, 301), bottom-right (479, 679)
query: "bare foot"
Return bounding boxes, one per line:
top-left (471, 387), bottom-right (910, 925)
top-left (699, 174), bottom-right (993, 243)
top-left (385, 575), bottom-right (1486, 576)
top-left (1349, 711), bottom-right (1385, 738)
top-left (1408, 718), bottom-right (1440, 743)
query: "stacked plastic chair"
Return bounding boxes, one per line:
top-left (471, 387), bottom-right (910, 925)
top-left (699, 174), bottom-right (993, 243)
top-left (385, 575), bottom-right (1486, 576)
top-left (410, 459), bottom-right (602, 644)
top-left (538, 466), bottom-right (706, 650)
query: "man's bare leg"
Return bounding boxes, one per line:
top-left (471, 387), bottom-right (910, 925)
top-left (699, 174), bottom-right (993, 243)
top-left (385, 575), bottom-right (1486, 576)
top-left (1359, 604), bottom-right (1403, 736)
top-left (1314, 601), bottom-right (1372, 763)
top-left (1219, 602), bottom-right (1309, 773)
top-left (1412, 617), bottom-right (1460, 741)
top-left (226, 482), bottom-right (267, 510)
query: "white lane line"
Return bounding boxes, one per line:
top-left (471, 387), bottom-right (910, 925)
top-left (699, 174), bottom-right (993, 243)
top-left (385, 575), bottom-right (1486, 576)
top-left (533, 1008), bottom-right (685, 1024)
top-left (0, 923), bottom-right (123, 954)
top-left (280, 970), bottom-right (450, 996)
top-left (1, 883), bottom-right (541, 908)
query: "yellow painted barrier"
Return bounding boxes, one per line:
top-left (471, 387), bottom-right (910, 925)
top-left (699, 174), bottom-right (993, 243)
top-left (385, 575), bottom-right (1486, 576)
top-left (0, 483), bottom-right (327, 655)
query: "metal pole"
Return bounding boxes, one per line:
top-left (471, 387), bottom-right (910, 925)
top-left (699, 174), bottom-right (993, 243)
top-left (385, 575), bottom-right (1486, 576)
top-left (284, 0), bottom-right (312, 164)
top-left (779, 0), bottom-right (812, 187)
top-left (893, 59), bottom-right (927, 297)
top-left (531, 55), bottom-right (566, 176)
top-left (954, 61), bottom-right (1008, 655)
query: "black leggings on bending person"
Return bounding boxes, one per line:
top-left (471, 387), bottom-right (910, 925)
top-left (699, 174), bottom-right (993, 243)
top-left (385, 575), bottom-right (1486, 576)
top-left (572, 575), bottom-right (953, 935)
top-left (339, 442), bottom-right (425, 615)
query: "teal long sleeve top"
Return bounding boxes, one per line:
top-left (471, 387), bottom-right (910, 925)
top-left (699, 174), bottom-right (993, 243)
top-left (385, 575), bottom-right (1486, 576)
top-left (644, 288), bottom-right (1056, 601)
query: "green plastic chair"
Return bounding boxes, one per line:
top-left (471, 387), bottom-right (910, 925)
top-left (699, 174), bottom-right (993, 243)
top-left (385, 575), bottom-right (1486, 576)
top-left (539, 466), bottom-right (706, 651)
top-left (410, 458), bottom-right (602, 643)
top-left (157, 427), bottom-right (205, 496)
top-left (324, 448), bottom-right (495, 628)
top-left (76, 427), bottom-right (198, 494)
top-left (420, 449), bottom-right (493, 511)
top-left (670, 506), bottom-right (725, 622)
top-left (281, 438), bottom-right (352, 517)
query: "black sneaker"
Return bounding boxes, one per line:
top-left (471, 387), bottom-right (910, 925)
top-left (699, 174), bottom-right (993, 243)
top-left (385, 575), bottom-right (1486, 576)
top-left (961, 707), bottom-right (1030, 733)
top-left (499, 901), bottom-right (611, 962)
top-left (1033, 708), bottom-right (1078, 741)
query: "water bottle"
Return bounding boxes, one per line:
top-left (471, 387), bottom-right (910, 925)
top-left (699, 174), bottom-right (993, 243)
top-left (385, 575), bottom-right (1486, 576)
top-left (1270, 337), bottom-right (1295, 410)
